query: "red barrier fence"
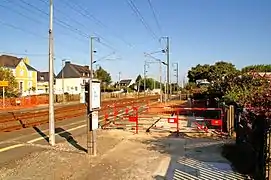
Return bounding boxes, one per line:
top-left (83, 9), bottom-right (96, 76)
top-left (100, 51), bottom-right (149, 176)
top-left (102, 99), bottom-right (152, 133)
top-left (147, 106), bottom-right (224, 133)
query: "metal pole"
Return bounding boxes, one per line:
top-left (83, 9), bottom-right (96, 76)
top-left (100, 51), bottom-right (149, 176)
top-left (159, 61), bottom-right (162, 102)
top-left (118, 71), bottom-right (121, 98)
top-left (176, 63), bottom-right (179, 92)
top-left (62, 60), bottom-right (65, 102)
top-left (88, 36), bottom-right (97, 156)
top-left (144, 61), bottom-right (146, 93)
top-left (166, 37), bottom-right (170, 101)
top-left (48, 0), bottom-right (55, 146)
top-left (2, 87), bottom-right (4, 108)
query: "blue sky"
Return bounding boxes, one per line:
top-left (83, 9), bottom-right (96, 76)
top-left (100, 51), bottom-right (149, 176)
top-left (0, 0), bottom-right (270, 82)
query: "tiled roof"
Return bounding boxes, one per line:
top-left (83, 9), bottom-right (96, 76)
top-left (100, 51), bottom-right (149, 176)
top-left (70, 63), bottom-right (90, 74)
top-left (0, 55), bottom-right (22, 68)
top-left (56, 61), bottom-right (91, 78)
top-left (37, 71), bottom-right (56, 82)
top-left (120, 79), bottom-right (132, 84)
top-left (0, 55), bottom-right (37, 71)
top-left (249, 71), bottom-right (271, 79)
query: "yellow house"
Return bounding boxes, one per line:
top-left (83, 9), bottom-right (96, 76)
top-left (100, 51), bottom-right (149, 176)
top-left (0, 55), bottom-right (38, 96)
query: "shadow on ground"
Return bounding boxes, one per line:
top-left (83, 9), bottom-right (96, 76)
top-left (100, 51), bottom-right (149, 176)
top-left (33, 126), bottom-right (49, 142)
top-left (32, 126), bottom-right (87, 152)
top-left (55, 127), bottom-right (87, 152)
top-left (221, 142), bottom-right (256, 177)
top-left (140, 132), bottom-right (249, 179)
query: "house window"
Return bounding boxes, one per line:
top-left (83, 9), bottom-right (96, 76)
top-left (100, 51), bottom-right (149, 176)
top-left (28, 71), bottom-right (32, 78)
top-left (20, 70), bottom-right (24, 76)
top-left (75, 86), bottom-right (78, 91)
top-left (28, 81), bottom-right (32, 90)
top-left (19, 82), bottom-right (23, 92)
top-left (40, 76), bottom-right (44, 80)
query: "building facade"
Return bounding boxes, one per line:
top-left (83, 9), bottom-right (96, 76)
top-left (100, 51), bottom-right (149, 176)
top-left (0, 55), bottom-right (37, 96)
top-left (55, 61), bottom-right (91, 95)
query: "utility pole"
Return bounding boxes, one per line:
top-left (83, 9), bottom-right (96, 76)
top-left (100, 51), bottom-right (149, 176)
top-left (166, 37), bottom-right (170, 99)
top-left (62, 59), bottom-right (65, 103)
top-left (173, 62), bottom-right (179, 92)
top-left (144, 60), bottom-right (147, 93)
top-left (48, 0), bottom-right (55, 146)
top-left (160, 37), bottom-right (170, 101)
top-left (176, 63), bottom-right (179, 91)
top-left (159, 61), bottom-right (162, 102)
top-left (118, 72), bottom-right (121, 98)
top-left (118, 72), bottom-right (121, 90)
top-left (88, 36), bottom-right (99, 156)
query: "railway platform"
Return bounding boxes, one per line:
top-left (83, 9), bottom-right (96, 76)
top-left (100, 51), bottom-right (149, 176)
top-left (0, 99), bottom-right (249, 180)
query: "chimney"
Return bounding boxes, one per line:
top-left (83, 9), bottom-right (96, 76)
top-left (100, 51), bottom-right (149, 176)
top-left (23, 57), bottom-right (30, 65)
top-left (84, 65), bottom-right (89, 69)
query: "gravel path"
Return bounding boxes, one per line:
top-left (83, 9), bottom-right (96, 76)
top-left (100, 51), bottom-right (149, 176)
top-left (0, 130), bottom-right (169, 180)
top-left (0, 129), bottom-right (242, 180)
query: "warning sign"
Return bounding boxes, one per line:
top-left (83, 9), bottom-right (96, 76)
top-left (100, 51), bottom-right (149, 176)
top-left (0, 81), bottom-right (8, 87)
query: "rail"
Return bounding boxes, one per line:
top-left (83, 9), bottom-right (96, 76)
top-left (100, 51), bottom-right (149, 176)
top-left (0, 95), bottom-right (159, 132)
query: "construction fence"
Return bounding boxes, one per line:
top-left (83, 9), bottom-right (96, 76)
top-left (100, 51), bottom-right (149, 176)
top-left (0, 92), bottom-right (147, 110)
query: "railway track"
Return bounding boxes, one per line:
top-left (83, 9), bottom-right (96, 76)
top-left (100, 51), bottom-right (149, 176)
top-left (0, 95), bottom-right (159, 132)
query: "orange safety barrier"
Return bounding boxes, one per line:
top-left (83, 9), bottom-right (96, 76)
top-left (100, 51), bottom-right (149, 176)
top-left (0, 95), bottom-right (49, 110)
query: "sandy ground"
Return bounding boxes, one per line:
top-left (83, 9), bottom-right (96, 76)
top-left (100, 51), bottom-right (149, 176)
top-left (0, 126), bottom-right (249, 180)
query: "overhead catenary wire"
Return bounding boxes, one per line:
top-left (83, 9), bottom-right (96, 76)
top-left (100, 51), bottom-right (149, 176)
top-left (0, 52), bottom-right (48, 57)
top-left (10, 0), bottom-right (89, 41)
top-left (147, 0), bottom-right (163, 36)
top-left (60, 0), bottom-right (133, 47)
top-left (126, 0), bottom-right (158, 40)
top-left (0, 20), bottom-right (47, 39)
top-left (12, 0), bottom-right (121, 53)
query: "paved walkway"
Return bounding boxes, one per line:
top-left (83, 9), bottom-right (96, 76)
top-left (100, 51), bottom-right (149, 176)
top-left (153, 137), bottom-right (249, 180)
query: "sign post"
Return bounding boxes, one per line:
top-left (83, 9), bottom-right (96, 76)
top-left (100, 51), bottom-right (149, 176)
top-left (0, 81), bottom-right (9, 108)
top-left (87, 79), bottom-right (101, 156)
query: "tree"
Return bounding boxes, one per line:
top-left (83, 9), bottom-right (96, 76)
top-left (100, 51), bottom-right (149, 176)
top-left (0, 67), bottom-right (18, 97)
top-left (187, 62), bottom-right (271, 119)
top-left (187, 64), bottom-right (211, 83)
top-left (187, 61), bottom-right (239, 83)
top-left (241, 64), bottom-right (271, 73)
top-left (94, 66), bottom-right (112, 85)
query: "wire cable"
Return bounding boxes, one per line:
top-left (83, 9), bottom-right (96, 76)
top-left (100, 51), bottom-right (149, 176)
top-left (0, 20), bottom-right (47, 39)
top-left (126, 0), bottom-right (158, 40)
top-left (147, 0), bottom-right (163, 36)
top-left (61, 0), bottom-right (133, 47)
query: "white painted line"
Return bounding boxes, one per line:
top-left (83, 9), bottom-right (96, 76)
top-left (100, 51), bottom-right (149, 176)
top-left (0, 144), bottom-right (24, 153)
top-left (27, 124), bottom-right (86, 143)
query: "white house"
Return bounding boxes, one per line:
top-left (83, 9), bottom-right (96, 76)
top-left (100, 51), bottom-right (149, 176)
top-left (55, 61), bottom-right (91, 95)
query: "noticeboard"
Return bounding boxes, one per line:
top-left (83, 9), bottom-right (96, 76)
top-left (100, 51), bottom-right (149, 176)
top-left (91, 80), bottom-right (101, 109)
top-left (0, 81), bottom-right (8, 87)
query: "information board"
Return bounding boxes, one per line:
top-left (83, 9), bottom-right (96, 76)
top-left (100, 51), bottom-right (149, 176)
top-left (91, 81), bottom-right (101, 109)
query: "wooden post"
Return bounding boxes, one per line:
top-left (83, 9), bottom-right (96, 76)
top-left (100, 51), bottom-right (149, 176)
top-left (228, 105), bottom-right (235, 136)
top-left (2, 87), bottom-right (4, 108)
